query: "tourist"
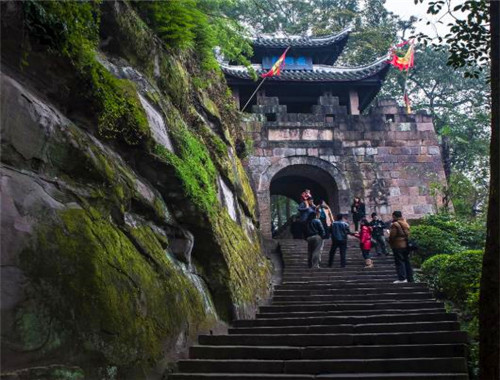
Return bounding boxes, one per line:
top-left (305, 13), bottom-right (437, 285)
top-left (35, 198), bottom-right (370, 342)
top-left (370, 212), bottom-right (389, 256)
top-left (298, 197), bottom-right (315, 222)
top-left (350, 197), bottom-right (366, 232)
top-left (354, 218), bottom-right (373, 268)
top-left (388, 211), bottom-right (414, 283)
top-left (300, 189), bottom-right (312, 202)
top-left (304, 211), bottom-right (325, 268)
top-left (317, 199), bottom-right (334, 239)
top-left (329, 213), bottom-right (351, 268)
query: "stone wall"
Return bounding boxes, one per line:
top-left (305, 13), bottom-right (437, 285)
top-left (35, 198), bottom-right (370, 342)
top-left (243, 95), bottom-right (446, 238)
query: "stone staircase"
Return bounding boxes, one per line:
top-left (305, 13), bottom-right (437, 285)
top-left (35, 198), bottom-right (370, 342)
top-left (169, 238), bottom-right (469, 379)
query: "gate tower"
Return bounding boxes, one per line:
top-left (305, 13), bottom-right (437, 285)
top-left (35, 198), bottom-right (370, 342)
top-left (221, 28), bottom-right (447, 238)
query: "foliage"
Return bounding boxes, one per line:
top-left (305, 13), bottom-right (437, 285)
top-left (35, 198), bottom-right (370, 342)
top-left (420, 250), bottom-right (483, 377)
top-left (411, 224), bottom-right (464, 260)
top-left (413, 0), bottom-right (490, 78)
top-left (379, 45), bottom-right (490, 210)
top-left (410, 212), bottom-right (485, 264)
top-left (223, 0), bottom-right (400, 65)
top-left (421, 250), bottom-right (483, 308)
top-left (23, 0), bottom-right (150, 145)
top-left (132, 0), bottom-right (253, 71)
top-left (421, 212), bottom-right (486, 249)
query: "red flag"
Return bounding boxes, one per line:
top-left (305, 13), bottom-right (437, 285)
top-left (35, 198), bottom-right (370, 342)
top-left (389, 40), bottom-right (415, 71)
top-left (261, 48), bottom-right (289, 78)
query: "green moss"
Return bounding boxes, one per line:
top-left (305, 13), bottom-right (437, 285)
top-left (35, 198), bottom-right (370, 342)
top-left (211, 211), bottom-right (271, 307)
top-left (23, 0), bottom-right (150, 146)
top-left (20, 207), bottom-right (212, 367)
top-left (235, 159), bottom-right (257, 218)
top-left (154, 112), bottom-right (219, 217)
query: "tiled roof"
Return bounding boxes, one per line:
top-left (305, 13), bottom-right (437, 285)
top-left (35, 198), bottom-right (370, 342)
top-left (252, 27), bottom-right (352, 48)
top-left (221, 55), bottom-right (390, 82)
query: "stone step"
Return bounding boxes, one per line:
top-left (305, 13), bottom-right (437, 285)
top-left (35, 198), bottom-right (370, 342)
top-left (169, 239), bottom-right (468, 379)
top-left (280, 279), bottom-right (411, 286)
top-left (275, 283), bottom-right (427, 290)
top-left (270, 300), bottom-right (438, 307)
top-left (189, 343), bottom-right (467, 360)
top-left (281, 275), bottom-right (399, 281)
top-left (169, 372), bottom-right (469, 379)
top-left (229, 321), bottom-right (460, 335)
top-left (272, 293), bottom-right (433, 303)
top-left (198, 331), bottom-right (468, 346)
top-left (239, 312), bottom-right (456, 326)
top-left (273, 288), bottom-right (429, 296)
top-left (177, 357), bottom-right (467, 374)
top-left (283, 270), bottom-right (398, 276)
top-left (257, 309), bottom-right (445, 319)
top-left (261, 301), bottom-right (444, 313)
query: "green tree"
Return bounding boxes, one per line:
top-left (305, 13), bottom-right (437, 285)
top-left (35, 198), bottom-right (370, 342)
top-left (224, 0), bottom-right (400, 64)
top-left (413, 1), bottom-right (498, 378)
top-left (380, 46), bottom-right (490, 212)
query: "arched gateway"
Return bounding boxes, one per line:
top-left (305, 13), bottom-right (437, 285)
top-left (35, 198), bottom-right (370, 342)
top-left (256, 156), bottom-right (350, 237)
top-left (223, 29), bottom-right (448, 240)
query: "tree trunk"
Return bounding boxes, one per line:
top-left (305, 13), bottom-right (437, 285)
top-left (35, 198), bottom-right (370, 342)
top-left (441, 135), bottom-right (452, 181)
top-left (479, 2), bottom-right (500, 379)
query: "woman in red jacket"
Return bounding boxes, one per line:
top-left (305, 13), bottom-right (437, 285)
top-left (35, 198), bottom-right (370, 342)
top-left (355, 218), bottom-right (374, 268)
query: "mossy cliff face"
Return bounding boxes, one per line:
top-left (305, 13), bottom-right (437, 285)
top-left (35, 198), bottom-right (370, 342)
top-left (0, 1), bottom-right (270, 378)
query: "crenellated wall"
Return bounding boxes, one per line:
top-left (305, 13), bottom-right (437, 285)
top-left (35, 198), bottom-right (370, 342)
top-left (243, 95), bottom-right (447, 238)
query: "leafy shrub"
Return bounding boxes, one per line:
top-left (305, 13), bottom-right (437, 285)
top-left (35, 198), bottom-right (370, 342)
top-left (422, 213), bottom-right (485, 250)
top-left (132, 0), bottom-right (252, 71)
top-left (420, 250), bottom-right (483, 378)
top-left (411, 224), bottom-right (464, 259)
top-left (420, 250), bottom-right (483, 309)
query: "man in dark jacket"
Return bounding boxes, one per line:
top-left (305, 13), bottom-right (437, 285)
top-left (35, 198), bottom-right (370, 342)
top-left (329, 214), bottom-right (351, 267)
top-left (370, 212), bottom-right (388, 256)
top-left (304, 212), bottom-right (325, 269)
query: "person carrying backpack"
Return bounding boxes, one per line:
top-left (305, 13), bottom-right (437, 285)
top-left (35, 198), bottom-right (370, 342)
top-left (304, 212), bottom-right (325, 269)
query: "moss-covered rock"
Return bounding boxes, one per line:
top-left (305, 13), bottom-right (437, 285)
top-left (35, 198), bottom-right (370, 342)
top-left (21, 207), bottom-right (211, 368)
top-left (1, 1), bottom-right (270, 377)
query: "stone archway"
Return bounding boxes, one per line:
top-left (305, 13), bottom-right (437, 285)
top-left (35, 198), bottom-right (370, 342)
top-left (256, 156), bottom-right (351, 238)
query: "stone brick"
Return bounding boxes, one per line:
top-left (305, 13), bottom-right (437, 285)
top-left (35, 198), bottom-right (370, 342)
top-left (283, 148), bottom-right (296, 157)
top-left (295, 148), bottom-right (306, 155)
top-left (318, 129), bottom-right (333, 140)
top-left (302, 129), bottom-right (319, 140)
top-left (365, 147), bottom-right (378, 155)
top-left (414, 204), bottom-right (434, 214)
top-left (307, 148), bottom-right (318, 156)
top-left (417, 122), bottom-right (434, 131)
top-left (428, 146), bottom-right (441, 155)
top-left (389, 187), bottom-right (401, 196)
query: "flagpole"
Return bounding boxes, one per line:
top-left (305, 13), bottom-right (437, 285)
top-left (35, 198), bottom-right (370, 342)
top-left (241, 77), bottom-right (268, 112)
top-left (403, 67), bottom-right (411, 114)
top-left (241, 46), bottom-right (290, 113)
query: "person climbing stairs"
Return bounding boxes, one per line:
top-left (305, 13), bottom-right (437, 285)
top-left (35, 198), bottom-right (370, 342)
top-left (169, 238), bottom-right (469, 379)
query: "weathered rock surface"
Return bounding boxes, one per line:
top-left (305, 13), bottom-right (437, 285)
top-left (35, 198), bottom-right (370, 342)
top-left (0, 2), bottom-right (270, 378)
